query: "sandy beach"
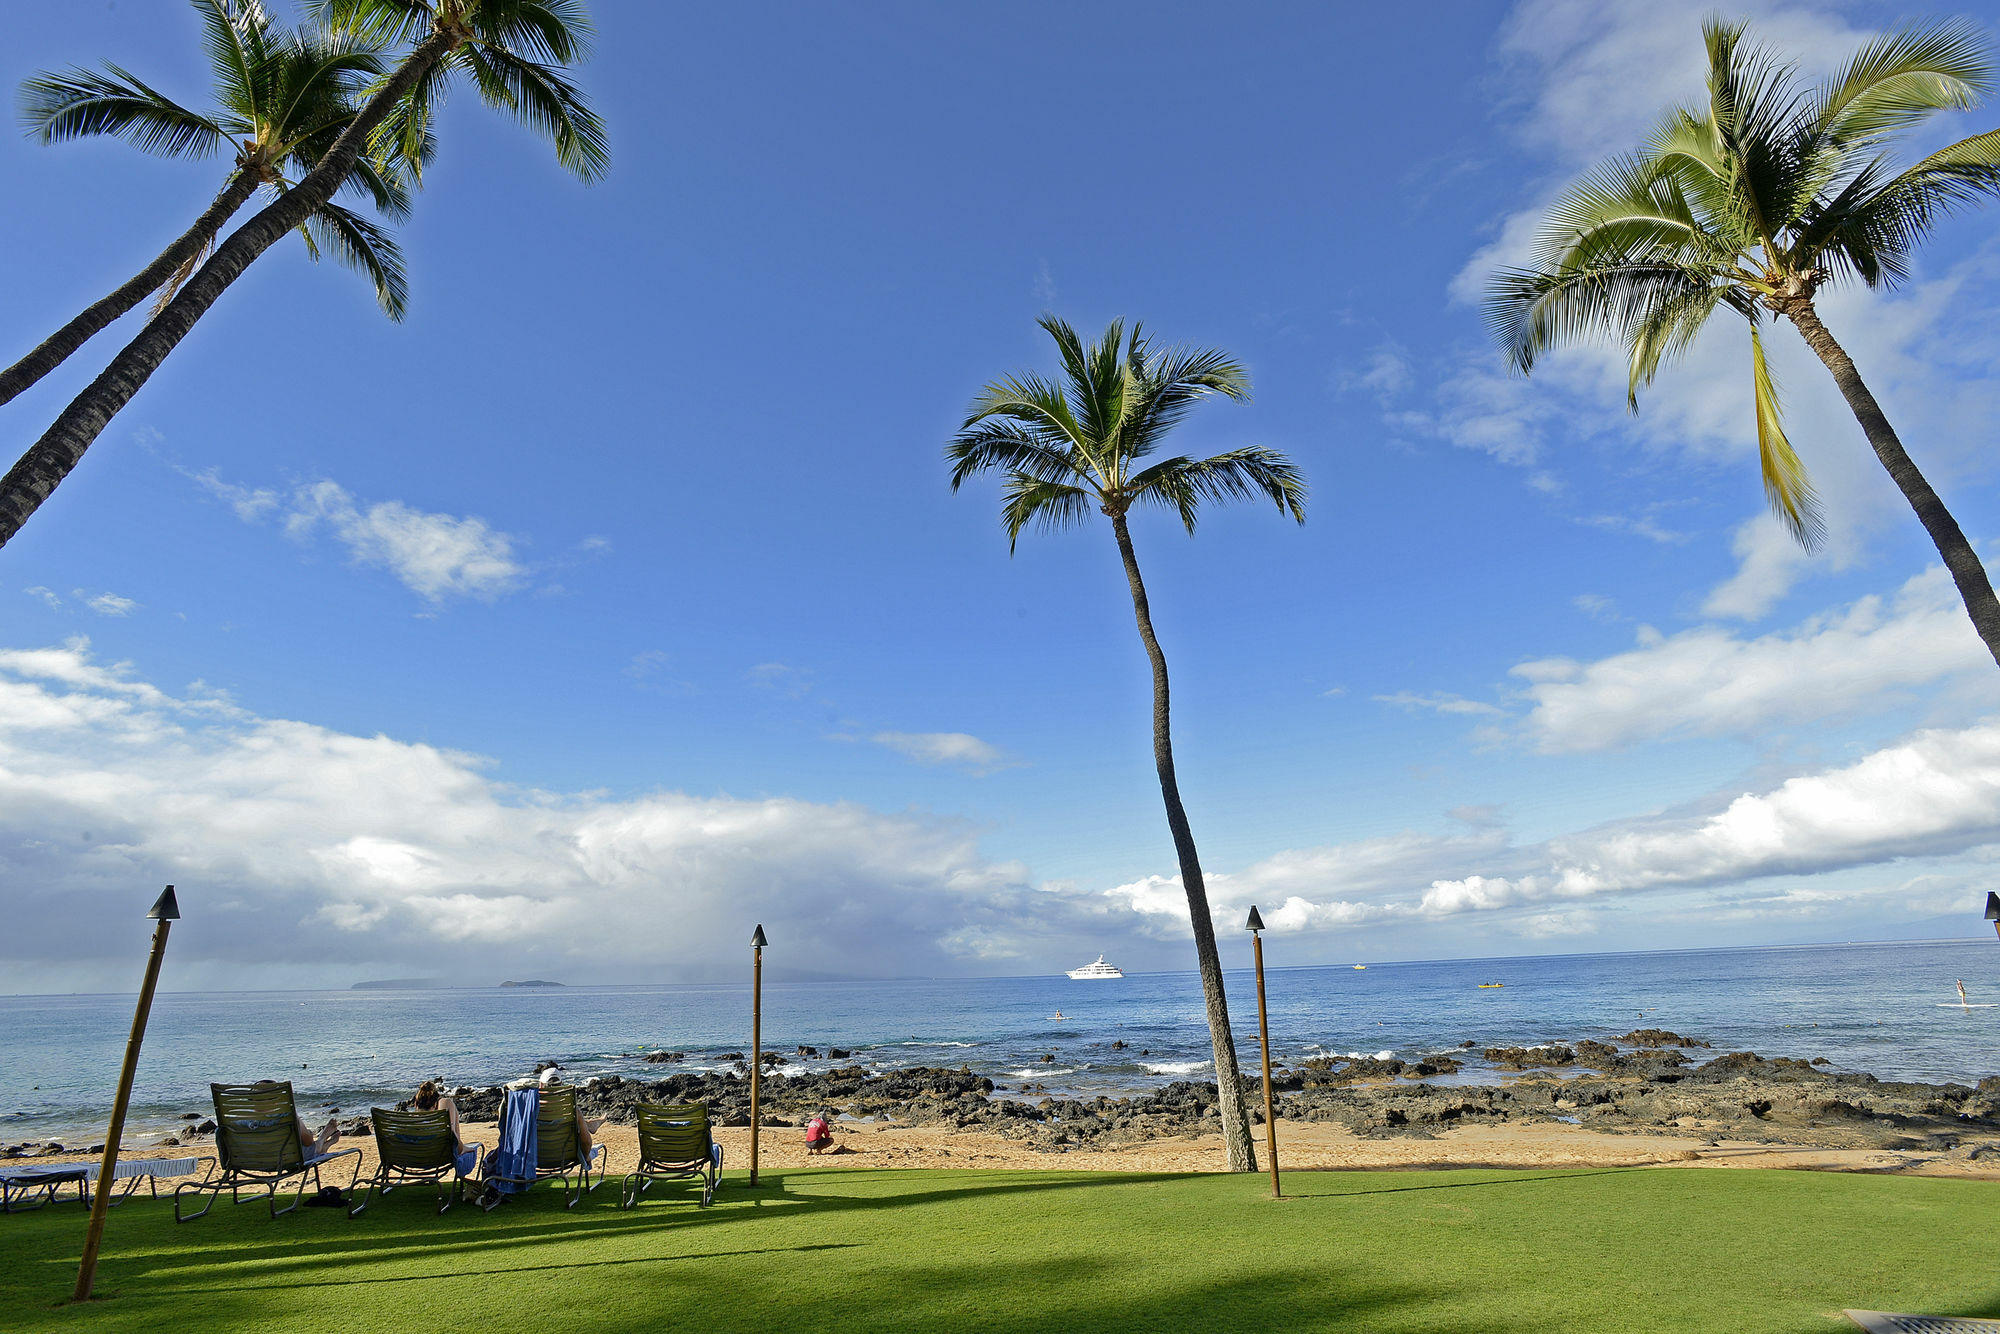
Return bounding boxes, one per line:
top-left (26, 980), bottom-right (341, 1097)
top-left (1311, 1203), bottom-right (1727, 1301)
top-left (30, 1115), bottom-right (2000, 1189)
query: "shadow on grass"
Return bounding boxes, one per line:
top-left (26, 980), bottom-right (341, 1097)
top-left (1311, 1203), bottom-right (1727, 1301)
top-left (160, 1241), bottom-right (860, 1293)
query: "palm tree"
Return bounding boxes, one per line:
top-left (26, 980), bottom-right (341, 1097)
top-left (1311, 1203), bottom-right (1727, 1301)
top-left (948, 316), bottom-right (1307, 1173)
top-left (1488, 18), bottom-right (2000, 664)
top-left (4, 0), bottom-right (414, 408)
top-left (0, 0), bottom-right (607, 549)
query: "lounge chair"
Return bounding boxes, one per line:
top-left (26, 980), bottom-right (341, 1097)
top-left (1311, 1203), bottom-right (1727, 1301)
top-left (480, 1086), bottom-right (605, 1209)
top-left (349, 1108), bottom-right (483, 1217)
top-left (622, 1102), bottom-right (722, 1209)
top-left (173, 1082), bottom-right (362, 1221)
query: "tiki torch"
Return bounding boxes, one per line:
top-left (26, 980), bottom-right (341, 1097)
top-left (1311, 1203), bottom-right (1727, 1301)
top-left (74, 886), bottom-right (179, 1302)
top-left (1245, 905), bottom-right (1281, 1199)
top-left (749, 923), bottom-right (767, 1187)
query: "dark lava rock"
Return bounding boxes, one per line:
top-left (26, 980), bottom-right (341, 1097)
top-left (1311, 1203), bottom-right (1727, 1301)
top-left (1484, 1045), bottom-right (1576, 1069)
top-left (828, 1048), bottom-right (851, 1059)
top-left (796, 1046), bottom-right (818, 1058)
top-left (1619, 1028), bottom-right (1711, 1049)
top-left (644, 1051), bottom-right (685, 1064)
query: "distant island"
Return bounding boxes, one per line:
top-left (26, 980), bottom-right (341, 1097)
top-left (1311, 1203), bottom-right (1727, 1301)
top-left (500, 979), bottom-right (564, 988)
top-left (351, 978), bottom-right (446, 991)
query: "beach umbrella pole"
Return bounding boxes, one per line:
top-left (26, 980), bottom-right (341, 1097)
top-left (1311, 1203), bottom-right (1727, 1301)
top-left (74, 886), bottom-right (179, 1302)
top-left (1246, 906), bottom-right (1281, 1199)
top-left (749, 924), bottom-right (766, 1187)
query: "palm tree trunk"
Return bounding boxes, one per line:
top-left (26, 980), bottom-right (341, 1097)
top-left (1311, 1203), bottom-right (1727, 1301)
top-left (1783, 298), bottom-right (2000, 667)
top-left (1109, 510), bottom-right (1258, 1172)
top-left (0, 28), bottom-right (460, 550)
top-left (0, 172), bottom-right (260, 409)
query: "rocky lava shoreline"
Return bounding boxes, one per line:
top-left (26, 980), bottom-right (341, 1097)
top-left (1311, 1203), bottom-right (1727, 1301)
top-left (439, 1029), bottom-right (2000, 1157)
top-left (16, 1029), bottom-right (2000, 1162)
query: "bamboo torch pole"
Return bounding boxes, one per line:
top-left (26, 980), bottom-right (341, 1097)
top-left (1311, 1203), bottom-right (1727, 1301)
top-left (1245, 906), bottom-right (1281, 1200)
top-left (74, 886), bottom-right (180, 1302)
top-left (749, 924), bottom-right (766, 1187)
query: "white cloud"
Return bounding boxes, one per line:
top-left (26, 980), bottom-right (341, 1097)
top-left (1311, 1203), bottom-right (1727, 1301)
top-left (870, 730), bottom-right (1020, 775)
top-left (0, 642), bottom-right (1116, 987)
top-left (1572, 594), bottom-right (1621, 623)
top-left (23, 586), bottom-right (61, 610)
top-left (79, 591), bottom-right (138, 617)
top-left (1422, 719), bottom-right (2000, 914)
top-left (1336, 343), bottom-right (1413, 399)
top-left (188, 468), bottom-right (527, 604)
top-left (286, 481), bottom-right (524, 603)
top-left (1105, 715), bottom-right (2000, 944)
top-left (1374, 690), bottom-right (1503, 718)
top-left (1514, 565), bottom-right (1997, 752)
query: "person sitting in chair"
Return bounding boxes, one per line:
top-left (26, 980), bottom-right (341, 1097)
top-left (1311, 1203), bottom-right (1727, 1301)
top-left (537, 1068), bottom-right (605, 1157)
top-left (414, 1081), bottom-right (481, 1177)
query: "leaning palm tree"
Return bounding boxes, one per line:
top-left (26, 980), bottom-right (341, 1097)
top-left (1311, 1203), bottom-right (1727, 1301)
top-left (1488, 18), bottom-right (2000, 664)
top-left (0, 0), bottom-right (607, 549)
top-left (3, 0), bottom-right (414, 408)
top-left (949, 316), bottom-right (1307, 1173)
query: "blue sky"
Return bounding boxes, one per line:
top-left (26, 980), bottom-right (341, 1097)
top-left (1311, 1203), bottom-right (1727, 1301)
top-left (7, 0), bottom-right (2000, 990)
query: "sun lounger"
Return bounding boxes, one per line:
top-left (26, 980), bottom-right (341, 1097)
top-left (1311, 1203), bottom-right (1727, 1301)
top-left (350, 1108), bottom-right (482, 1216)
top-left (173, 1082), bottom-right (362, 1221)
top-left (622, 1102), bottom-right (722, 1209)
top-left (1844, 1313), bottom-right (2000, 1332)
top-left (3, 1155), bottom-right (206, 1214)
top-left (0, 1164), bottom-right (89, 1213)
top-left (480, 1086), bottom-right (604, 1209)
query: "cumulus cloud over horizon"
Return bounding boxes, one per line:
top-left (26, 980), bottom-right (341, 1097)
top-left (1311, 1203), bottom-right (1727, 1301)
top-left (5, 640), bottom-right (1997, 991)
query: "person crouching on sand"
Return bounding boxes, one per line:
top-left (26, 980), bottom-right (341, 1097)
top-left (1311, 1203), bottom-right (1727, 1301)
top-left (805, 1110), bottom-right (845, 1154)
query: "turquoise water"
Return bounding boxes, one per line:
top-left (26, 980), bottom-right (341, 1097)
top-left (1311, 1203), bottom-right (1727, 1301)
top-left (8, 938), bottom-right (2000, 1146)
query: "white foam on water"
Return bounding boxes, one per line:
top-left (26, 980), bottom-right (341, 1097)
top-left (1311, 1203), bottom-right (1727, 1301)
top-left (1007, 1067), bottom-right (1079, 1077)
top-left (1144, 1060), bottom-right (1212, 1075)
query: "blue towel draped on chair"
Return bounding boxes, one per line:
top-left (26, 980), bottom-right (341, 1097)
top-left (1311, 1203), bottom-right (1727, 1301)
top-left (485, 1088), bottom-right (538, 1195)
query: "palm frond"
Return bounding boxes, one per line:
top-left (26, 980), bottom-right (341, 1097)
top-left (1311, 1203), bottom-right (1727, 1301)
top-left (297, 198), bottom-right (409, 319)
top-left (18, 65), bottom-right (225, 157)
top-left (1118, 344), bottom-right (1252, 470)
top-left (998, 475), bottom-right (1093, 553)
top-left (1625, 280), bottom-right (1730, 407)
top-left (483, 0), bottom-right (596, 66)
top-left (946, 422), bottom-right (1086, 493)
top-left (1811, 20), bottom-right (1991, 147)
top-left (1487, 258), bottom-right (1735, 374)
top-left (1750, 323), bottom-right (1824, 550)
top-left (363, 60), bottom-right (448, 187)
top-left (197, 0), bottom-right (267, 121)
top-left (461, 43), bottom-right (608, 182)
top-left (307, 0), bottom-right (433, 46)
top-left (150, 230), bottom-right (218, 318)
top-left (1129, 447), bottom-right (1306, 533)
top-left (964, 372), bottom-right (1090, 458)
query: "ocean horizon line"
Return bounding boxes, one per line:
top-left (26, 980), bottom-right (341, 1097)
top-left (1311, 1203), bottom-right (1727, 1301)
top-left (8, 931), bottom-right (1992, 1001)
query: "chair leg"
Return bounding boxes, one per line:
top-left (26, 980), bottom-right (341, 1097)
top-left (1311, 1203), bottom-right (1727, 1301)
top-left (348, 1171), bottom-right (378, 1219)
top-left (173, 1178), bottom-right (220, 1223)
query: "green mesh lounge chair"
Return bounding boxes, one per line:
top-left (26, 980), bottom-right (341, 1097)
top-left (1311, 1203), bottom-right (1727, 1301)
top-left (173, 1082), bottom-right (362, 1221)
top-left (622, 1102), bottom-right (723, 1209)
top-left (481, 1086), bottom-right (605, 1209)
top-left (350, 1107), bottom-right (483, 1217)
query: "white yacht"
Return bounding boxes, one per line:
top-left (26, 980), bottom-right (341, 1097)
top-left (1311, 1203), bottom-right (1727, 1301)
top-left (1066, 955), bottom-right (1125, 980)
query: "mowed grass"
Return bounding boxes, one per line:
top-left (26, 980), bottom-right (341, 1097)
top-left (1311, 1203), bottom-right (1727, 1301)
top-left (3, 1166), bottom-right (1996, 1332)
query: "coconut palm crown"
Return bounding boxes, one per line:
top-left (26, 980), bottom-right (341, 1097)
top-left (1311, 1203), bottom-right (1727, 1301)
top-left (1488, 17), bottom-right (2000, 662)
top-left (0, 0), bottom-right (414, 410)
top-left (948, 316), bottom-right (1305, 545)
top-left (20, 0), bottom-right (414, 320)
top-left (949, 315), bottom-right (1305, 1174)
top-left (0, 0), bottom-right (606, 551)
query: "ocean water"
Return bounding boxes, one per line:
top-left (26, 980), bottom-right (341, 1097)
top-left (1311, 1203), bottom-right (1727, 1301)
top-left (8, 938), bottom-right (2000, 1148)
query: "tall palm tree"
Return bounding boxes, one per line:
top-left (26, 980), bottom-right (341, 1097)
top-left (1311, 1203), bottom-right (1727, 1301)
top-left (1488, 18), bottom-right (2000, 664)
top-left (4, 0), bottom-right (414, 408)
top-left (0, 0), bottom-right (607, 550)
top-left (948, 316), bottom-right (1307, 1173)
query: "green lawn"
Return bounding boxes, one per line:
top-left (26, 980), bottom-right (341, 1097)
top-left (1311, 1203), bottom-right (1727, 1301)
top-left (3, 1167), bottom-right (1995, 1332)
